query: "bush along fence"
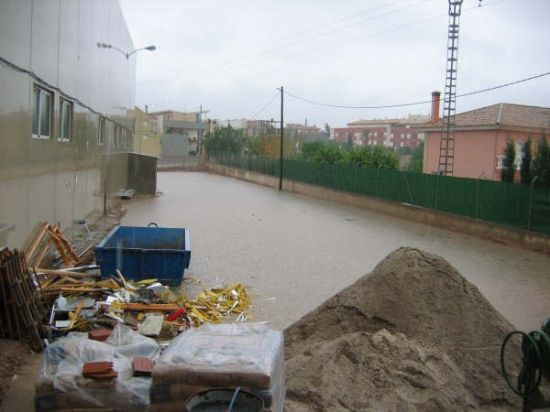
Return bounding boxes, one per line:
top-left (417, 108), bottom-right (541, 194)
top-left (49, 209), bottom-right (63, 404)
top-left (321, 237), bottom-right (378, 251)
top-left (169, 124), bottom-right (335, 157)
top-left (209, 152), bottom-right (550, 236)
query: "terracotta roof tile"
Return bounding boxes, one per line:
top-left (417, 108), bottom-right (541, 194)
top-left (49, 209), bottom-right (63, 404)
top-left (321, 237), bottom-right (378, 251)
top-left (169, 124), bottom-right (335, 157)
top-left (418, 103), bottom-right (550, 130)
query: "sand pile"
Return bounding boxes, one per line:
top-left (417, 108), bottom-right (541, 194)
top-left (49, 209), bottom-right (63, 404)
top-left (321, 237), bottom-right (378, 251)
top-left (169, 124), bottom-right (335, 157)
top-left (285, 247), bottom-right (520, 411)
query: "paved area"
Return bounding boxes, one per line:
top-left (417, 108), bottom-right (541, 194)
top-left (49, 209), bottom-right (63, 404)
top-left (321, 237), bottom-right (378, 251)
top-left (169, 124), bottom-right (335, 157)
top-left (123, 171), bottom-right (550, 331)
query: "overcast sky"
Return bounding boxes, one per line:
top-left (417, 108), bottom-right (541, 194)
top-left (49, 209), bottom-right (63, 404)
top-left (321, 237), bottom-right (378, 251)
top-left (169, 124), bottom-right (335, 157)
top-left (119, 0), bottom-right (550, 127)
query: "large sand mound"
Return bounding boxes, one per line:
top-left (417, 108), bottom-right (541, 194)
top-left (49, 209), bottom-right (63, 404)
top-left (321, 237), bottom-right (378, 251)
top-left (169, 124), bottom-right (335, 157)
top-left (285, 247), bottom-right (520, 411)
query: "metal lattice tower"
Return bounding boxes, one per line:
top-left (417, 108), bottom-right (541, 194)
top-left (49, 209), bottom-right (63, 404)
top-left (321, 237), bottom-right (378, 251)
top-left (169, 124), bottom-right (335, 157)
top-left (438, 0), bottom-right (464, 176)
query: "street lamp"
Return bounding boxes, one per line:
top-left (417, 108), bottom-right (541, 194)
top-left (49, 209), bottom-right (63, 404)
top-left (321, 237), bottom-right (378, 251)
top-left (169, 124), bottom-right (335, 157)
top-left (97, 42), bottom-right (156, 59)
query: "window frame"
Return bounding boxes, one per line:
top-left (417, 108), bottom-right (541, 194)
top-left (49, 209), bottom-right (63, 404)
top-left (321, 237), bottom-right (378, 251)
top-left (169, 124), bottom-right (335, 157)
top-left (32, 84), bottom-right (54, 139)
top-left (97, 117), bottom-right (105, 146)
top-left (58, 97), bottom-right (73, 142)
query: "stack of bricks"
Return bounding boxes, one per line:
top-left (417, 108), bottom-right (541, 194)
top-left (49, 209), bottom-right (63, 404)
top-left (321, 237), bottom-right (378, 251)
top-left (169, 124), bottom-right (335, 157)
top-left (149, 324), bottom-right (285, 412)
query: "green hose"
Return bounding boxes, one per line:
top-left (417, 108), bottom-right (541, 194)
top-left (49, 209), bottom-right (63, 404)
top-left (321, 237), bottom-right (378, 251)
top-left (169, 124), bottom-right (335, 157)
top-left (500, 330), bottom-right (542, 397)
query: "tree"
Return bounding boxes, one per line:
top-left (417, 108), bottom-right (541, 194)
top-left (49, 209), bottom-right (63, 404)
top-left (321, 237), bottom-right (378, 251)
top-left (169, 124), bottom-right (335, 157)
top-left (520, 137), bottom-right (532, 184)
top-left (371, 145), bottom-right (399, 170)
top-left (203, 126), bottom-right (245, 155)
top-left (301, 141), bottom-right (325, 161)
top-left (501, 139), bottom-right (516, 183)
top-left (324, 123), bottom-right (330, 135)
top-left (313, 144), bottom-right (345, 165)
top-left (533, 133), bottom-right (550, 186)
top-left (244, 136), bottom-right (262, 155)
top-left (343, 147), bottom-right (373, 168)
top-left (407, 141), bottom-right (424, 173)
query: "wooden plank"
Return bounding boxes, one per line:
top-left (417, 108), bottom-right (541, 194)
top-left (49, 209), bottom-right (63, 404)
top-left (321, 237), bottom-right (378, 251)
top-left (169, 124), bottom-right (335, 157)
top-left (35, 268), bottom-right (100, 279)
top-left (45, 227), bottom-right (71, 266)
top-left (34, 238), bottom-right (53, 269)
top-left (25, 223), bottom-right (47, 264)
top-left (52, 226), bottom-right (81, 265)
top-left (119, 303), bottom-right (180, 312)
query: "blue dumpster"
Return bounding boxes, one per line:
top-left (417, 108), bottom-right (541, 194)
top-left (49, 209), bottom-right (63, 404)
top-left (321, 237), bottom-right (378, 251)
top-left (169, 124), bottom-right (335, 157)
top-left (95, 225), bottom-right (191, 285)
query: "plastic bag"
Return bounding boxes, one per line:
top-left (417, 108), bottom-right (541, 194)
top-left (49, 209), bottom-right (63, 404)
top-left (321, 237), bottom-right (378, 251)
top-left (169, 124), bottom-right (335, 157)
top-left (153, 323), bottom-right (285, 411)
top-left (36, 326), bottom-right (157, 411)
top-left (106, 323), bottom-right (160, 359)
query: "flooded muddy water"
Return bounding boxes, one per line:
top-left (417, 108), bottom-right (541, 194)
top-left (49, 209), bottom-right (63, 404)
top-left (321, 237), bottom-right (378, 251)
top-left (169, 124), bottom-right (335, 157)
top-left (123, 172), bottom-right (550, 331)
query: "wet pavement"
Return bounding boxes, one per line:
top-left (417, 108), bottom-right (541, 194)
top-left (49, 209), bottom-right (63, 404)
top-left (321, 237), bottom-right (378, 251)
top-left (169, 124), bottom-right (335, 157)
top-left (123, 171), bottom-right (550, 331)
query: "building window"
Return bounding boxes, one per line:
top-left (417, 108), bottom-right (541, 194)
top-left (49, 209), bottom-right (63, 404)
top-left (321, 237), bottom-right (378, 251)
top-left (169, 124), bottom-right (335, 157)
top-left (32, 85), bottom-right (53, 138)
top-left (58, 98), bottom-right (73, 141)
top-left (114, 125), bottom-right (120, 147)
top-left (97, 117), bottom-right (105, 145)
top-left (496, 155), bottom-right (505, 170)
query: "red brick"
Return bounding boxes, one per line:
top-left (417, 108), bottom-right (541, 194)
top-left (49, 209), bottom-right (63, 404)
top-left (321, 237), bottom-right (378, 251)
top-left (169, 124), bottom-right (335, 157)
top-left (133, 357), bottom-right (154, 376)
top-left (88, 328), bottom-right (112, 342)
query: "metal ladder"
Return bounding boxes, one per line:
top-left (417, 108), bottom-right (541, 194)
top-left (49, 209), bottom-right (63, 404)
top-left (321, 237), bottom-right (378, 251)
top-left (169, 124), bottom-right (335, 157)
top-left (438, 0), bottom-right (463, 176)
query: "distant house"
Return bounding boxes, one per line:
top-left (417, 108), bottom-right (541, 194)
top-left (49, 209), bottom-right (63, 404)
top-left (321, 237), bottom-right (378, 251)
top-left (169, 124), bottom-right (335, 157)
top-left (150, 111), bottom-right (206, 159)
top-left (131, 107), bottom-right (161, 157)
top-left (286, 122), bottom-right (328, 142)
top-left (331, 115), bottom-right (429, 150)
top-left (416, 99), bottom-right (550, 181)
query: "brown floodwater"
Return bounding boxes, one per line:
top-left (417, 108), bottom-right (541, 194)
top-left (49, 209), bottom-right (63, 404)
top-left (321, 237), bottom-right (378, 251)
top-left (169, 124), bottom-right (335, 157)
top-left (122, 171), bottom-right (550, 332)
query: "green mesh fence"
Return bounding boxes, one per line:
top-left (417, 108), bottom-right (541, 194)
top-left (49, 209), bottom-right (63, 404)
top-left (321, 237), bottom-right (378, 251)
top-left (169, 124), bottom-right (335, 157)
top-left (210, 153), bottom-right (550, 235)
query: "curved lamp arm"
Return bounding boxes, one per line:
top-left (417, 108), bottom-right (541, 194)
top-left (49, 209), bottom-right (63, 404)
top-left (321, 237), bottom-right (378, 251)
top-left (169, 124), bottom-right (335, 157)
top-left (97, 43), bottom-right (156, 59)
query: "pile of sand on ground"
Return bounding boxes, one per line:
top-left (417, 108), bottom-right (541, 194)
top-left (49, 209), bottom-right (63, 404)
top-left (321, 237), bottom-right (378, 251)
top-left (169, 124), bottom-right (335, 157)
top-left (285, 247), bottom-right (520, 411)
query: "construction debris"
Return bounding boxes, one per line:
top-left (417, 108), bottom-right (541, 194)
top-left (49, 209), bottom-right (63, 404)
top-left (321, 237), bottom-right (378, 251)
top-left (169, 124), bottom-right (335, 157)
top-left (25, 223), bottom-right (81, 269)
top-left (0, 248), bottom-right (45, 351)
top-left (4, 220), bottom-right (262, 410)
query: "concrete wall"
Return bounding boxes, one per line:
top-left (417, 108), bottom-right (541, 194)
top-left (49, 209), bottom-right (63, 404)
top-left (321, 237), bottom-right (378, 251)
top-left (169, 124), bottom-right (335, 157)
top-left (207, 163), bottom-right (550, 255)
top-left (0, 0), bottom-right (136, 247)
top-left (127, 153), bottom-right (157, 195)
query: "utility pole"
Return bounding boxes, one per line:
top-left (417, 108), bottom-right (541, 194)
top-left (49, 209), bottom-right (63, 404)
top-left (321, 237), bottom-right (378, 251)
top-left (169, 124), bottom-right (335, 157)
top-left (197, 105), bottom-right (209, 158)
top-left (279, 86), bottom-right (284, 191)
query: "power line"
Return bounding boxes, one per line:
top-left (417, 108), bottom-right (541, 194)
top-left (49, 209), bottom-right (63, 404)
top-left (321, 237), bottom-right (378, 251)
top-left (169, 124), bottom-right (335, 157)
top-left (283, 70), bottom-right (550, 109)
top-left (142, 0), bottom-right (504, 85)
top-left (138, 0), bottom-right (431, 82)
top-left (279, 0), bottom-right (508, 60)
top-left (250, 92), bottom-right (279, 119)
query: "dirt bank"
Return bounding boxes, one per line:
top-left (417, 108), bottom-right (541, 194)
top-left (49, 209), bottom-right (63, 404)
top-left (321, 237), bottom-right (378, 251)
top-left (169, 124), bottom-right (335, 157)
top-left (285, 247), bottom-right (521, 411)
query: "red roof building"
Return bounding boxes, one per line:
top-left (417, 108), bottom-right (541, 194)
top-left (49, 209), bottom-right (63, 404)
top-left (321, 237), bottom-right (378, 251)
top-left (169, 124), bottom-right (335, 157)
top-left (416, 96), bottom-right (550, 181)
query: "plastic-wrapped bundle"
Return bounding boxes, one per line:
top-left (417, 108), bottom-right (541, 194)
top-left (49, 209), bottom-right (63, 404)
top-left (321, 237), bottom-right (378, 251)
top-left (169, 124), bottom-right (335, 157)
top-left (150, 323), bottom-right (285, 412)
top-left (35, 325), bottom-right (158, 411)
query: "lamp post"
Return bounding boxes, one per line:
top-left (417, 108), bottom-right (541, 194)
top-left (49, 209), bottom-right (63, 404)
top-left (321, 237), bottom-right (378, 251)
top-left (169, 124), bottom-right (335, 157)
top-left (97, 42), bottom-right (156, 59)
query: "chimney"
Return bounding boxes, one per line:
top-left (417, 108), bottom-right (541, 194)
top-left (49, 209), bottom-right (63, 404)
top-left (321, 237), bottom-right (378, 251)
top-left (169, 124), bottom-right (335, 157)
top-left (431, 91), bottom-right (440, 123)
top-left (145, 104), bottom-right (148, 114)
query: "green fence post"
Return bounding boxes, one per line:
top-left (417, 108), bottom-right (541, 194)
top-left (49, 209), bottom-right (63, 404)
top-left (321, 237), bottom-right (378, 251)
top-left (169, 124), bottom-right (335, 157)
top-left (434, 174), bottom-right (440, 209)
top-left (376, 167), bottom-right (381, 197)
top-left (475, 178), bottom-right (480, 219)
top-left (528, 176), bottom-right (539, 231)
